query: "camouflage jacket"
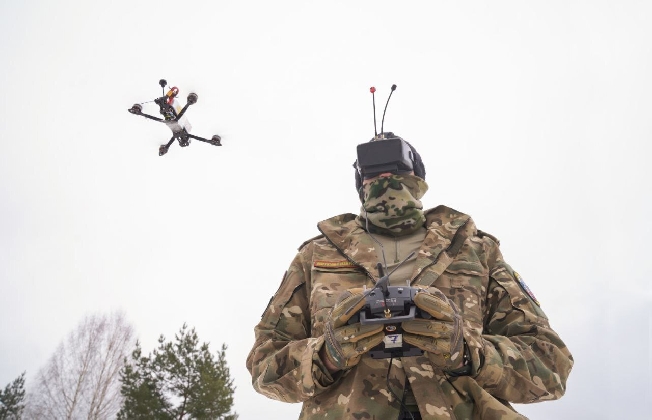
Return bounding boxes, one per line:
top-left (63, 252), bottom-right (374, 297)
top-left (246, 206), bottom-right (573, 420)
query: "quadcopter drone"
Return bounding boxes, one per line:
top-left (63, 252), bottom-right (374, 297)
top-left (128, 79), bottom-right (221, 156)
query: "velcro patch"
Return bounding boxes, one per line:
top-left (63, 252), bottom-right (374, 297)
top-left (514, 271), bottom-right (540, 306)
top-left (314, 260), bottom-right (358, 269)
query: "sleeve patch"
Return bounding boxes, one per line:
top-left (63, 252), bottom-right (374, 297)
top-left (514, 271), bottom-right (540, 307)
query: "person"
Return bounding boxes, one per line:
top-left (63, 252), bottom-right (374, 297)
top-left (246, 132), bottom-right (573, 420)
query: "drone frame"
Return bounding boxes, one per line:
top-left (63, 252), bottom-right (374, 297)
top-left (128, 79), bottom-right (221, 156)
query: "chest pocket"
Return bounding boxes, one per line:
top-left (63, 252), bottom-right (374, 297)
top-left (310, 264), bottom-right (370, 337)
top-left (434, 261), bottom-right (487, 325)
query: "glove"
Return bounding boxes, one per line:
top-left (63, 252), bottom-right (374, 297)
top-left (402, 288), bottom-right (465, 370)
top-left (323, 288), bottom-right (385, 371)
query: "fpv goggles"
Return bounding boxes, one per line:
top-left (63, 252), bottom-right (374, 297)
top-left (356, 135), bottom-right (415, 180)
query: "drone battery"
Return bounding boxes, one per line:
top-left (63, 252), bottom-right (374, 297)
top-left (170, 98), bottom-right (182, 114)
top-left (170, 98), bottom-right (192, 133)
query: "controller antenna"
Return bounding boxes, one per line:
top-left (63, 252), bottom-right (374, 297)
top-left (344, 251), bottom-right (416, 317)
top-left (380, 84), bottom-right (397, 136)
top-left (376, 263), bottom-right (389, 297)
top-left (370, 87), bottom-right (378, 138)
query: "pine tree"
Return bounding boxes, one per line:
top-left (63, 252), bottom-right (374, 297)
top-left (0, 372), bottom-right (26, 420)
top-left (118, 324), bottom-right (237, 420)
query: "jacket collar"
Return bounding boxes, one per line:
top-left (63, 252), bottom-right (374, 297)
top-left (317, 214), bottom-right (381, 280)
top-left (317, 206), bottom-right (475, 283)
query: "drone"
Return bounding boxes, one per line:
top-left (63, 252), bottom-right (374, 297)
top-left (128, 79), bottom-right (221, 156)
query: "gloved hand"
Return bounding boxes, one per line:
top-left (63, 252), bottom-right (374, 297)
top-left (323, 288), bottom-right (385, 371)
top-left (402, 288), bottom-right (465, 370)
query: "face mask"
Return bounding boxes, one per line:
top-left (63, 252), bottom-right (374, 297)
top-left (359, 174), bottom-right (428, 237)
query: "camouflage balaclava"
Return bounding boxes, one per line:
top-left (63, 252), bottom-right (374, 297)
top-left (358, 174), bottom-right (429, 237)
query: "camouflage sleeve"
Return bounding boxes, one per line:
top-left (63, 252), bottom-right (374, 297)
top-left (470, 240), bottom-right (574, 404)
top-left (246, 243), bottom-right (338, 403)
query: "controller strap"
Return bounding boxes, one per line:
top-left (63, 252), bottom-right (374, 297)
top-left (411, 216), bottom-right (472, 288)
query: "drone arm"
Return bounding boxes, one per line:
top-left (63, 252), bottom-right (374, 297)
top-left (129, 108), bottom-right (165, 122)
top-left (158, 135), bottom-right (177, 156)
top-left (187, 133), bottom-right (211, 143)
top-left (175, 102), bottom-right (192, 120)
top-left (187, 133), bottom-right (221, 146)
top-left (141, 112), bottom-right (165, 122)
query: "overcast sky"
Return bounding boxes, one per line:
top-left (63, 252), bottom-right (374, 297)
top-left (1, 1), bottom-right (650, 419)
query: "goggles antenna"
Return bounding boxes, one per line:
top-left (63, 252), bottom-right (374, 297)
top-left (380, 84), bottom-right (397, 137)
top-left (370, 87), bottom-right (378, 138)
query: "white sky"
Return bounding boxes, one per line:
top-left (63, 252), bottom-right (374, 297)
top-left (1, 1), bottom-right (650, 419)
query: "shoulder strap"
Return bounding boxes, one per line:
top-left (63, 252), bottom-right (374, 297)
top-left (297, 234), bottom-right (324, 251)
top-left (412, 210), bottom-right (475, 288)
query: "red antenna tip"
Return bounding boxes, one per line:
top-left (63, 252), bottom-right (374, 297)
top-left (370, 87), bottom-right (376, 93)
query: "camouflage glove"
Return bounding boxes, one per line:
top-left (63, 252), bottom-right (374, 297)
top-left (402, 288), bottom-right (465, 371)
top-left (323, 288), bottom-right (385, 371)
